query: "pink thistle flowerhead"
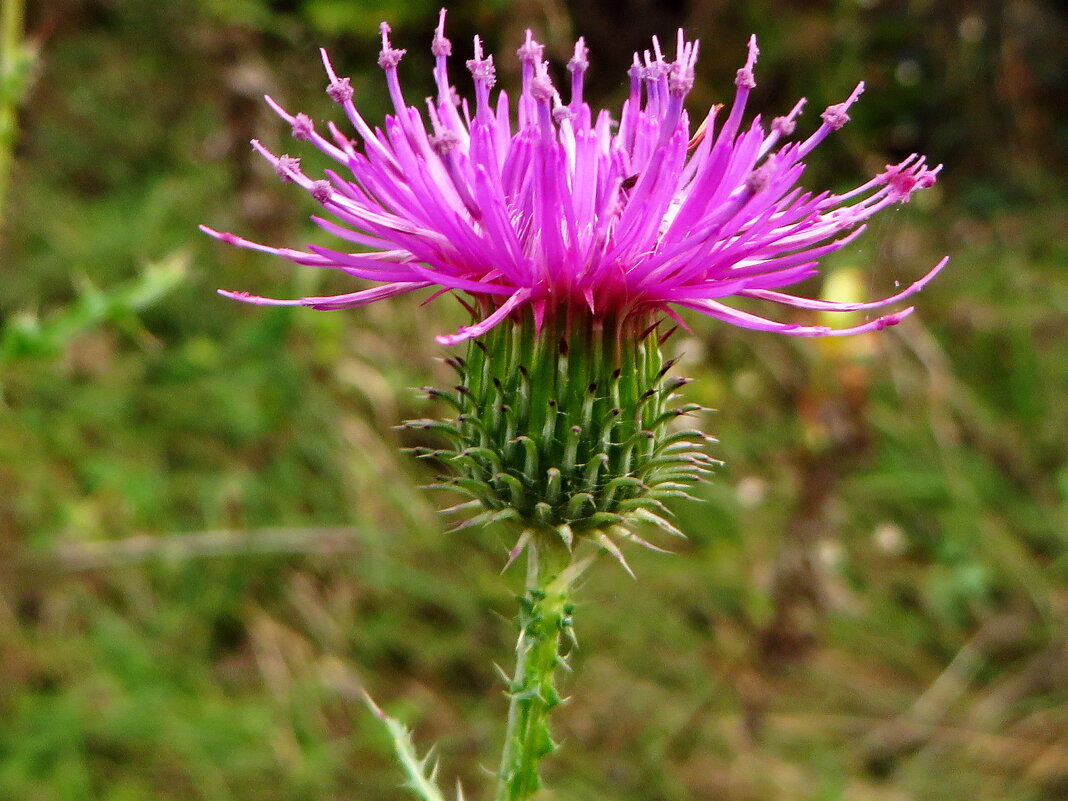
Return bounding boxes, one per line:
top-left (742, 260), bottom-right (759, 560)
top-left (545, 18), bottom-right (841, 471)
top-left (204, 13), bottom-right (945, 346)
top-left (202, 12), bottom-right (946, 547)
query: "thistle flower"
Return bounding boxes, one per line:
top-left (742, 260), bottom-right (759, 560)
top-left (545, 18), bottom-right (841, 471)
top-left (204, 23), bottom-right (947, 791)
top-left (202, 13), bottom-right (945, 555)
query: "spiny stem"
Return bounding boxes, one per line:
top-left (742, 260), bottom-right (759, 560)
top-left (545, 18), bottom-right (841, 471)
top-left (495, 540), bottom-right (594, 801)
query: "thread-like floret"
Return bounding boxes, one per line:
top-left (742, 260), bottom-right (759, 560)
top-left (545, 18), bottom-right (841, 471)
top-left (326, 77), bottom-right (352, 104)
top-left (567, 39), bottom-right (589, 73)
top-left (745, 158), bottom-right (776, 194)
top-left (821, 102), bottom-right (851, 130)
top-left (735, 35), bottom-right (759, 89)
top-left (377, 22), bottom-right (407, 69)
top-left (290, 113), bottom-right (314, 140)
top-left (310, 180), bottom-right (332, 203)
top-left (517, 31), bottom-right (544, 64)
top-left (881, 158), bottom-right (940, 202)
top-left (378, 48), bottom-right (406, 69)
top-left (466, 54), bottom-right (496, 84)
top-left (552, 107), bottom-right (574, 123)
top-left (771, 115), bottom-right (795, 136)
top-left (529, 74), bottom-right (554, 102)
top-left (431, 8), bottom-right (451, 56)
top-left (274, 154), bottom-right (300, 182)
top-left (668, 63), bottom-right (694, 97)
top-left (430, 130), bottom-right (460, 155)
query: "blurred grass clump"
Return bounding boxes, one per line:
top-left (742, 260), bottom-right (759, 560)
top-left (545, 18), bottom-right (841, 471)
top-left (1, 0), bottom-right (1067, 799)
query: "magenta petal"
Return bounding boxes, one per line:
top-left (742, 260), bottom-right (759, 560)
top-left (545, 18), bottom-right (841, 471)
top-left (219, 281), bottom-right (433, 310)
top-left (741, 256), bottom-right (948, 311)
top-left (677, 297), bottom-right (915, 336)
top-left (436, 287), bottom-right (534, 345)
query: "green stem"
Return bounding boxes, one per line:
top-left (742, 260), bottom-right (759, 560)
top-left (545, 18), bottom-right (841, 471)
top-left (495, 539), bottom-right (594, 801)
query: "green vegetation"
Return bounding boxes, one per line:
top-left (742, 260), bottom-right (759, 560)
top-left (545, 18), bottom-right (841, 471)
top-left (2, 1), bottom-right (1067, 799)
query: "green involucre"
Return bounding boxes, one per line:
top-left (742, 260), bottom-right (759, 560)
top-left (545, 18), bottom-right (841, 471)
top-left (407, 308), bottom-right (716, 550)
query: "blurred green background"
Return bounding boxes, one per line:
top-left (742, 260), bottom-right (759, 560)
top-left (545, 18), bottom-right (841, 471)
top-left (2, 0), bottom-right (1067, 799)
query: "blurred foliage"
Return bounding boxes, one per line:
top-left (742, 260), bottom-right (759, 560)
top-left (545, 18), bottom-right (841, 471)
top-left (0, 0), bottom-right (36, 219)
top-left (1, 1), bottom-right (1067, 800)
top-left (0, 254), bottom-right (185, 365)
